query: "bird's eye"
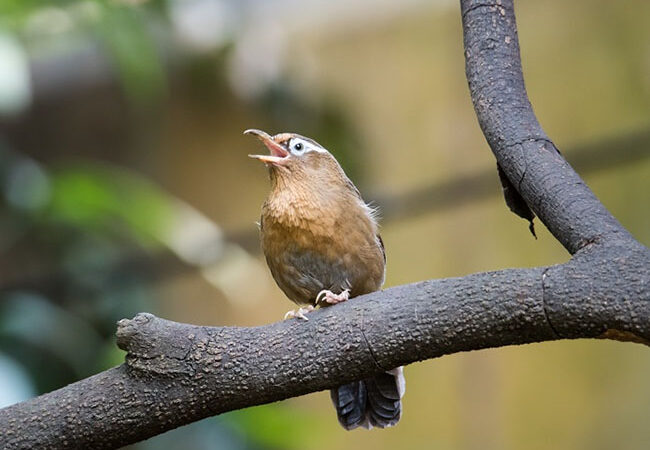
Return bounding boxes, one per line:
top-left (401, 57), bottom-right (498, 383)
top-left (290, 140), bottom-right (307, 155)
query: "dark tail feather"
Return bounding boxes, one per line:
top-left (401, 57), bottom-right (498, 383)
top-left (330, 380), bottom-right (367, 430)
top-left (330, 367), bottom-right (405, 430)
top-left (365, 369), bottom-right (403, 428)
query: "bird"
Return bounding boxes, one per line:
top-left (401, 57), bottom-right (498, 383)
top-left (245, 128), bottom-right (405, 430)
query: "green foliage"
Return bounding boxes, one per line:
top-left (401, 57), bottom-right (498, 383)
top-left (1, 152), bottom-right (168, 396)
top-left (48, 165), bottom-right (173, 245)
top-left (0, 0), bottom-right (167, 101)
top-left (93, 3), bottom-right (167, 101)
top-left (225, 403), bottom-right (325, 449)
top-left (0, 0), bottom-right (51, 30)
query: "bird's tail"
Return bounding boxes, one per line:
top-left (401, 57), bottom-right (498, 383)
top-left (330, 367), bottom-right (405, 430)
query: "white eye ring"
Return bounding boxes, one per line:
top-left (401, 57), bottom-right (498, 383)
top-left (289, 139), bottom-right (308, 155)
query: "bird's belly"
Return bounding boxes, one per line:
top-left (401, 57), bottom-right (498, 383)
top-left (264, 238), bottom-right (383, 306)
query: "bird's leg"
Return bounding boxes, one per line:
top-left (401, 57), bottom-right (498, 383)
top-left (315, 288), bottom-right (350, 305)
top-left (284, 305), bottom-right (315, 321)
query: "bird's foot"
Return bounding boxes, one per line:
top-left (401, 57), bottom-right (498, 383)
top-left (284, 305), bottom-right (315, 321)
top-left (315, 288), bottom-right (350, 305)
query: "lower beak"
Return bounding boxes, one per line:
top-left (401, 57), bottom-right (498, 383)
top-left (248, 154), bottom-right (286, 164)
top-left (244, 129), bottom-right (289, 164)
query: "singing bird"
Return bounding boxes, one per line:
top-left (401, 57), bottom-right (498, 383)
top-left (245, 129), bottom-right (405, 430)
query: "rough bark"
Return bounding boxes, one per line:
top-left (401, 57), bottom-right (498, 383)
top-left (0, 0), bottom-right (648, 449)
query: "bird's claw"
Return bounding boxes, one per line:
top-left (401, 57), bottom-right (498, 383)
top-left (284, 289), bottom-right (351, 320)
top-left (315, 288), bottom-right (350, 305)
top-left (284, 305), bottom-right (315, 321)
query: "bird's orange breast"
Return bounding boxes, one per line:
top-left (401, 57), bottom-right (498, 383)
top-left (260, 184), bottom-right (385, 306)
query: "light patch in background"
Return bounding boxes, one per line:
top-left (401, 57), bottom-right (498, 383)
top-left (201, 244), bottom-right (271, 307)
top-left (0, 34), bottom-right (31, 116)
top-left (170, 0), bottom-right (235, 51)
top-left (162, 199), bottom-right (271, 305)
top-left (226, 0), bottom-right (444, 98)
top-left (24, 7), bottom-right (74, 36)
top-left (228, 21), bottom-right (287, 99)
top-left (165, 199), bottom-right (226, 267)
top-left (4, 158), bottom-right (51, 212)
top-left (0, 355), bottom-right (35, 408)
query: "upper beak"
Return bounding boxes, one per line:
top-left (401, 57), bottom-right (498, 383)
top-left (244, 129), bottom-right (290, 164)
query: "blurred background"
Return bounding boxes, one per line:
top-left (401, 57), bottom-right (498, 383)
top-left (0, 0), bottom-right (649, 449)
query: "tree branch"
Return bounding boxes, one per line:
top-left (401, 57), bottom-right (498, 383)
top-left (1, 1), bottom-right (648, 449)
top-left (1, 248), bottom-right (647, 449)
top-left (461, 0), bottom-right (634, 253)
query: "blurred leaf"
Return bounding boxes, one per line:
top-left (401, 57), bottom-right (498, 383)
top-left (0, 0), bottom-right (168, 102)
top-left (0, 0), bottom-right (101, 31)
top-left (48, 165), bottom-right (173, 245)
top-left (0, 0), bottom-right (43, 30)
top-left (0, 292), bottom-right (103, 377)
top-left (94, 2), bottom-right (166, 101)
top-left (225, 403), bottom-right (324, 449)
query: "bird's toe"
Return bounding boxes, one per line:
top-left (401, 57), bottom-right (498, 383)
top-left (316, 289), bottom-right (350, 305)
top-left (284, 305), bottom-right (314, 321)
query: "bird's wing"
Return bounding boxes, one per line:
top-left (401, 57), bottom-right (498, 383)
top-left (377, 234), bottom-right (386, 264)
top-left (343, 175), bottom-right (384, 260)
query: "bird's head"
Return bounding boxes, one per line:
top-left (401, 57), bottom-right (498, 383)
top-left (245, 129), bottom-right (343, 187)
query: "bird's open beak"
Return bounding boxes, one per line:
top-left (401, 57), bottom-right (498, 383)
top-left (244, 129), bottom-right (289, 164)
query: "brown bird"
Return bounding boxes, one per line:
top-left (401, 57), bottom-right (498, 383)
top-left (245, 128), bottom-right (405, 430)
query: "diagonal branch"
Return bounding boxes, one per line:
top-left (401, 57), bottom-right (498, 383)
top-left (0, 1), bottom-right (648, 449)
top-left (1, 249), bottom-right (648, 449)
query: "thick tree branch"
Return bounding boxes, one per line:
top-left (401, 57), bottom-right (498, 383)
top-left (1, 246), bottom-right (648, 449)
top-left (1, 1), bottom-right (648, 449)
top-left (461, 0), bottom-right (634, 253)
